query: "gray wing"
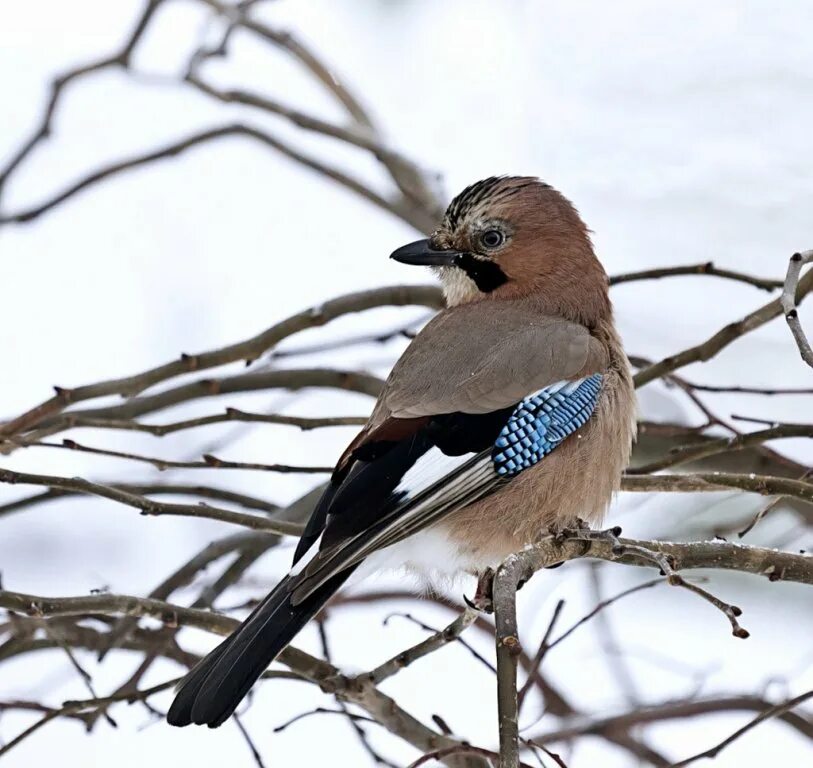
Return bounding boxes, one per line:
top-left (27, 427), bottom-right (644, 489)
top-left (383, 300), bottom-right (606, 417)
top-left (290, 302), bottom-right (608, 603)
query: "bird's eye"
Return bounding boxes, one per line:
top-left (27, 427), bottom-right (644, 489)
top-left (480, 229), bottom-right (505, 249)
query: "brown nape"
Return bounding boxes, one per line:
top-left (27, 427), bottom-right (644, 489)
top-left (489, 183), bottom-right (611, 329)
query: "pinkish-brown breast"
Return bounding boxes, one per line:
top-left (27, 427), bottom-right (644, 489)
top-left (436, 320), bottom-right (637, 569)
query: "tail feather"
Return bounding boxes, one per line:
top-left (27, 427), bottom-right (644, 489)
top-left (167, 568), bottom-right (354, 728)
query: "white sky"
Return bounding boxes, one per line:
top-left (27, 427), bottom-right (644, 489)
top-left (1, 1), bottom-right (812, 766)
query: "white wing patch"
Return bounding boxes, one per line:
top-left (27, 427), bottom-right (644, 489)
top-left (289, 536), bottom-right (321, 577)
top-left (394, 446), bottom-right (478, 500)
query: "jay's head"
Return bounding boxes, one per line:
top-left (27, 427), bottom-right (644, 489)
top-left (391, 176), bottom-right (610, 326)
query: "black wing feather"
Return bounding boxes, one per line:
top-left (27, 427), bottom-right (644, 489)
top-left (168, 407), bottom-right (514, 728)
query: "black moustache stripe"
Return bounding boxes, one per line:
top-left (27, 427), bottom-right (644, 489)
top-left (454, 254), bottom-right (508, 293)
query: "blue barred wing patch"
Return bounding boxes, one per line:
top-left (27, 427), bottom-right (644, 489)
top-left (491, 374), bottom-right (603, 476)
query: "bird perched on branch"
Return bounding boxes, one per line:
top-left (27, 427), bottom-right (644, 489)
top-left (167, 176), bottom-right (637, 728)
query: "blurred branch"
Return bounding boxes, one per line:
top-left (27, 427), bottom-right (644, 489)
top-left (0, 0), bottom-right (166, 196)
top-left (194, 0), bottom-right (444, 228)
top-left (0, 592), bottom-right (486, 767)
top-left (518, 579), bottom-right (664, 712)
top-left (634, 257), bottom-right (813, 387)
top-left (628, 425), bottom-right (813, 474)
top-left (0, 481), bottom-right (281, 519)
top-left (670, 690), bottom-right (813, 767)
top-left (315, 617), bottom-right (401, 768)
top-left (23, 438), bottom-right (332, 474)
top-left (0, 467), bottom-right (304, 534)
top-left (42, 409), bottom-right (367, 438)
top-left (781, 250), bottom-right (813, 369)
top-left (0, 677), bottom-right (179, 759)
top-left (609, 262), bottom-right (782, 291)
top-left (407, 746), bottom-right (532, 768)
top-left (0, 284), bottom-right (439, 441)
top-left (0, 123), bottom-right (414, 227)
top-left (363, 607), bottom-right (481, 685)
top-left (530, 692), bottom-right (813, 745)
top-left (672, 380), bottom-right (813, 396)
top-left (621, 471), bottom-right (813, 505)
top-left (3, 368), bottom-right (383, 451)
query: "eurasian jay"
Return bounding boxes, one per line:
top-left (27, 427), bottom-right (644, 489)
top-left (167, 176), bottom-right (637, 728)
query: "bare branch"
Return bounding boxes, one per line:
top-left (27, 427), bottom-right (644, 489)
top-left (0, 591), bottom-right (483, 767)
top-left (364, 607), bottom-right (480, 685)
top-left (628, 424), bottom-right (813, 474)
top-left (609, 262), bottom-right (782, 291)
top-left (0, 678), bottom-right (179, 759)
top-left (3, 368), bottom-right (383, 451)
top-left (620, 471), bottom-right (813, 505)
top-left (531, 693), bottom-right (813, 745)
top-left (0, 284), bottom-right (439, 440)
top-left (44, 409), bottom-right (366, 438)
top-left (406, 746), bottom-right (534, 768)
top-left (493, 558), bottom-right (524, 768)
top-left (0, 122), bottom-right (420, 228)
top-left (0, 467), bottom-right (304, 534)
top-left (670, 690), bottom-right (813, 767)
top-left (0, 482), bottom-right (281, 520)
top-left (781, 250), bottom-right (813, 369)
top-left (634, 257), bottom-right (813, 387)
top-left (0, 0), bottom-right (165, 196)
top-left (23, 438), bottom-right (331, 474)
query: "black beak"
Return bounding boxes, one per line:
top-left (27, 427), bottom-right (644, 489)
top-left (389, 238), bottom-right (462, 267)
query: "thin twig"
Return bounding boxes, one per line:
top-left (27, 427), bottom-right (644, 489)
top-left (529, 693), bottom-right (813, 744)
top-left (233, 715), bottom-right (268, 768)
top-left (620, 472), bottom-right (813, 504)
top-left (3, 368), bottom-right (383, 451)
top-left (670, 690), bottom-right (813, 767)
top-left (24, 438), bottom-right (331, 474)
top-left (0, 283), bottom-right (438, 440)
top-left (0, 678), bottom-right (179, 759)
top-left (627, 424), bottom-right (813, 474)
top-left (516, 600), bottom-right (565, 712)
top-left (365, 608), bottom-right (483, 685)
top-left (0, 482), bottom-right (281, 519)
top-left (38, 409), bottom-right (367, 438)
top-left (781, 251), bottom-right (813, 368)
top-left (609, 262), bottom-right (782, 291)
top-left (0, 468), bottom-right (304, 534)
top-left (0, 0), bottom-right (165, 195)
top-left (634, 257), bottom-right (813, 387)
top-left (406, 745), bottom-right (534, 768)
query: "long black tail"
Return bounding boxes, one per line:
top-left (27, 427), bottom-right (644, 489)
top-left (167, 567), bottom-right (354, 728)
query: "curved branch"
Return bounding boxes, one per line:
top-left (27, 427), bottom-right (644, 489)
top-left (0, 0), bottom-right (165, 195)
top-left (609, 262), bottom-right (782, 291)
top-left (634, 257), bottom-right (813, 388)
top-left (781, 250), bottom-right (813, 369)
top-left (621, 471), bottom-right (813, 505)
top-left (0, 284), bottom-right (438, 440)
top-left (0, 482), bottom-right (281, 520)
top-left (628, 425), bottom-right (813, 474)
top-left (24, 438), bottom-right (332, 474)
top-left (531, 693), bottom-right (813, 744)
top-left (0, 468), bottom-right (304, 534)
top-left (0, 123), bottom-right (407, 227)
top-left (44, 409), bottom-right (367, 438)
top-left (0, 589), bottom-right (480, 768)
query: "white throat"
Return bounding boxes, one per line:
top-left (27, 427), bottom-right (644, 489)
top-left (435, 266), bottom-right (480, 306)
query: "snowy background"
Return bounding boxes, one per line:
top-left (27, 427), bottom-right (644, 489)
top-left (1, 1), bottom-right (812, 766)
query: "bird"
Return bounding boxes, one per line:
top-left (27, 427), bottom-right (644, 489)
top-left (167, 175), bottom-right (637, 728)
